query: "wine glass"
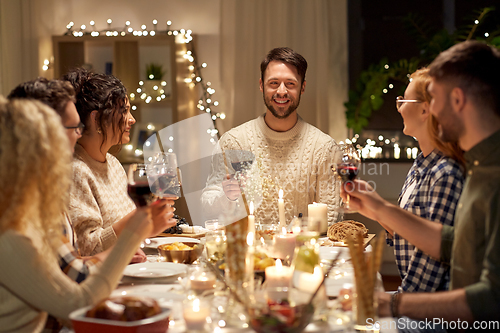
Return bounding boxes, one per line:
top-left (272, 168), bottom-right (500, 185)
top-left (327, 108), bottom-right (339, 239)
top-left (127, 163), bottom-right (158, 207)
top-left (148, 152), bottom-right (182, 199)
top-left (332, 144), bottom-right (361, 213)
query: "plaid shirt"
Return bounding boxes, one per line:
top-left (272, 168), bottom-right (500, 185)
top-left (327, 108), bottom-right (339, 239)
top-left (44, 215), bottom-right (100, 332)
top-left (387, 150), bottom-right (464, 292)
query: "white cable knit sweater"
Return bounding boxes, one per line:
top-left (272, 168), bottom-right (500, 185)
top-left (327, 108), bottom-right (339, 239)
top-left (69, 144), bottom-right (136, 256)
top-left (201, 114), bottom-right (340, 225)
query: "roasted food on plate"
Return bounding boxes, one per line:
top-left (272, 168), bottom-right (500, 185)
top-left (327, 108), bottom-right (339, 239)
top-left (327, 220), bottom-right (368, 242)
top-left (85, 296), bottom-right (161, 321)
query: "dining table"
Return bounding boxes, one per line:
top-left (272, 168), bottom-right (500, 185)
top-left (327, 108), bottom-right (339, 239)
top-left (63, 235), bottom-right (399, 333)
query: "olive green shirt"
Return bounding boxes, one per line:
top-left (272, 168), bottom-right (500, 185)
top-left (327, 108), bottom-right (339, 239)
top-left (440, 130), bottom-right (500, 321)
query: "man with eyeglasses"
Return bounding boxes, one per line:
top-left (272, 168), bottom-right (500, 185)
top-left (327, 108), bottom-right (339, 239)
top-left (344, 41), bottom-right (500, 329)
top-left (8, 77), bottom-right (83, 153)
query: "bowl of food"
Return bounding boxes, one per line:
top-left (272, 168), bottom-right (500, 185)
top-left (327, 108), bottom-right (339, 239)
top-left (69, 296), bottom-right (170, 333)
top-left (247, 287), bottom-right (316, 333)
top-left (158, 241), bottom-right (204, 264)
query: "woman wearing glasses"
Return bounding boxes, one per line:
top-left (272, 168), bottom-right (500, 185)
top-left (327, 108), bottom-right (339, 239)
top-left (63, 68), bottom-right (176, 257)
top-left (383, 68), bottom-right (464, 293)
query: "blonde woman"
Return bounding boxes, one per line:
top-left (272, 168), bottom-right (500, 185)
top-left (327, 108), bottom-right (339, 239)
top-left (63, 68), bottom-right (176, 256)
top-left (384, 68), bottom-right (464, 292)
top-left (0, 97), bottom-right (153, 332)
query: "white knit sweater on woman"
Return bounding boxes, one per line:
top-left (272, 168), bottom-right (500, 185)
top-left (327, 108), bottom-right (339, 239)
top-left (69, 144), bottom-right (136, 256)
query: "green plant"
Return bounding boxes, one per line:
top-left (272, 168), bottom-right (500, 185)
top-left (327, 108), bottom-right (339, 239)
top-left (345, 6), bottom-right (500, 134)
top-left (146, 63), bottom-right (165, 80)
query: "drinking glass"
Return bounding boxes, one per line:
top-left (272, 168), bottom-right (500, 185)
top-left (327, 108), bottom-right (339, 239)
top-left (127, 163), bottom-right (158, 207)
top-left (148, 152), bottom-right (182, 198)
top-left (205, 229), bottom-right (227, 263)
top-left (332, 144), bottom-right (361, 213)
top-left (225, 149), bottom-right (254, 176)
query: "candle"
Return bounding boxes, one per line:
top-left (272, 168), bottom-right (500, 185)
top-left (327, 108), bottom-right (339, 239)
top-left (189, 271), bottom-right (216, 294)
top-left (278, 189), bottom-right (286, 228)
top-left (273, 227), bottom-right (297, 260)
top-left (308, 202), bottom-right (328, 233)
top-left (183, 298), bottom-right (210, 331)
top-left (246, 231), bottom-right (255, 291)
top-left (265, 259), bottom-right (293, 288)
top-left (295, 265), bottom-right (323, 294)
top-left (248, 201), bottom-right (255, 235)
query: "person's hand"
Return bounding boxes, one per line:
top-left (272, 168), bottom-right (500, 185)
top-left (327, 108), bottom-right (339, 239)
top-left (377, 291), bottom-right (392, 317)
top-left (222, 174), bottom-right (241, 201)
top-left (340, 179), bottom-right (387, 221)
top-left (148, 198), bottom-right (178, 237)
top-left (130, 248), bottom-right (147, 264)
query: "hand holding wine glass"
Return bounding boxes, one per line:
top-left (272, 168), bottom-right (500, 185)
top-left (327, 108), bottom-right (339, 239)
top-left (127, 157), bottom-right (178, 238)
top-left (333, 144), bottom-right (361, 213)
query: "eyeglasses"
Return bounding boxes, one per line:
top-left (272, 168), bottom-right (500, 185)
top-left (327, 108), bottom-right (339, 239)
top-left (396, 96), bottom-right (423, 110)
top-left (65, 122), bottom-right (85, 135)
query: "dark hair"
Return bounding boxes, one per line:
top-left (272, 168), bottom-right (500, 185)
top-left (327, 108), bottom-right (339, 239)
top-left (62, 67), bottom-right (128, 146)
top-left (7, 77), bottom-right (75, 119)
top-left (260, 47), bottom-right (308, 85)
top-left (428, 40), bottom-right (500, 116)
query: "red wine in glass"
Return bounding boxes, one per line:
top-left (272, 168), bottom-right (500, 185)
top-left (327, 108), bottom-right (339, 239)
top-left (231, 160), bottom-right (253, 173)
top-left (336, 163), bottom-right (359, 183)
top-left (149, 173), bottom-right (181, 198)
top-left (127, 181), bottom-right (158, 207)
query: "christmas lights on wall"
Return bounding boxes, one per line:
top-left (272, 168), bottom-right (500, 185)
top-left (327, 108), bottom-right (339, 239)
top-left (58, 18), bottom-right (224, 153)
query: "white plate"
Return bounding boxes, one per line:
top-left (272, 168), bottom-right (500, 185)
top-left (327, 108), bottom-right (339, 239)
top-left (144, 237), bottom-right (200, 249)
top-left (122, 262), bottom-right (187, 279)
top-left (112, 284), bottom-right (185, 302)
top-left (319, 246), bottom-right (351, 262)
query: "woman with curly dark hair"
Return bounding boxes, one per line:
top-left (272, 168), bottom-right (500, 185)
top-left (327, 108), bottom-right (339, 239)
top-left (63, 68), bottom-right (176, 256)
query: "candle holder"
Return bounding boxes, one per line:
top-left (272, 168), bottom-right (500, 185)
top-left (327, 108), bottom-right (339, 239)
top-left (187, 266), bottom-right (216, 295)
top-left (182, 295), bottom-right (212, 332)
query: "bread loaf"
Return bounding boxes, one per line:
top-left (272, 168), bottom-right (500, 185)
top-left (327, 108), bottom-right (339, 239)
top-left (327, 220), bottom-right (368, 242)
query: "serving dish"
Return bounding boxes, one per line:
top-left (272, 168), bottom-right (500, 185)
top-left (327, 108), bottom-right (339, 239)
top-left (70, 305), bottom-right (171, 333)
top-left (157, 241), bottom-right (204, 264)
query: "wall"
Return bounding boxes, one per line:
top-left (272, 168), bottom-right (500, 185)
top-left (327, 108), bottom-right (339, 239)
top-left (0, 0), bottom-right (221, 100)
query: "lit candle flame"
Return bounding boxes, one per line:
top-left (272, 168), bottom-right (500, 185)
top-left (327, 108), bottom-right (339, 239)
top-left (275, 259), bottom-right (282, 271)
top-left (249, 201), bottom-right (254, 215)
top-left (193, 298), bottom-right (200, 312)
top-left (281, 227), bottom-right (287, 235)
top-left (279, 188), bottom-right (283, 200)
top-left (246, 232), bottom-right (254, 246)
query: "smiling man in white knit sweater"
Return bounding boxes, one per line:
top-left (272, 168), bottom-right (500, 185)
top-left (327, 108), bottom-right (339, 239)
top-left (201, 47), bottom-right (340, 226)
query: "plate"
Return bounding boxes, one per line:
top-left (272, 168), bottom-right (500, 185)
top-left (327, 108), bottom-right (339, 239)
top-left (144, 237), bottom-right (200, 249)
top-left (112, 284), bottom-right (185, 302)
top-left (319, 247), bottom-right (351, 262)
top-left (122, 262), bottom-right (187, 279)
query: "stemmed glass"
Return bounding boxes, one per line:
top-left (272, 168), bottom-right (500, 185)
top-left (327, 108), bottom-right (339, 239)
top-left (127, 153), bottom-right (181, 248)
top-left (127, 163), bottom-right (158, 207)
top-left (332, 144), bottom-right (361, 213)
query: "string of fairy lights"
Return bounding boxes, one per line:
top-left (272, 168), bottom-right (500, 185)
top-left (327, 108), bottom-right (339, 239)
top-left (51, 15), bottom-right (492, 161)
top-left (50, 18), bottom-right (223, 157)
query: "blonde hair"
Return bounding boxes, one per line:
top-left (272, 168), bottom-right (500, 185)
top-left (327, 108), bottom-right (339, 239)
top-left (0, 96), bottom-right (71, 253)
top-left (410, 68), bottom-right (465, 169)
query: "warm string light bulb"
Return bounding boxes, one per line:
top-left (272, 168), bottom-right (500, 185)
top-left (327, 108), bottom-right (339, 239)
top-left (62, 18), bottom-right (224, 134)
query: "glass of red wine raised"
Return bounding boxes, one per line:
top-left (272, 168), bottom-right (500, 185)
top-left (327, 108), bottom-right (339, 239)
top-left (332, 144), bottom-right (361, 213)
top-left (127, 152), bottom-right (181, 207)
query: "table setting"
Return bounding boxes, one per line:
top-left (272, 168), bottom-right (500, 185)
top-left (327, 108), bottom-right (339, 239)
top-left (65, 150), bottom-right (398, 333)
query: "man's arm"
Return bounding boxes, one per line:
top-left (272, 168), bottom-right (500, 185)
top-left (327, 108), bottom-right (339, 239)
top-left (342, 180), bottom-right (443, 259)
top-left (379, 289), bottom-right (474, 322)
